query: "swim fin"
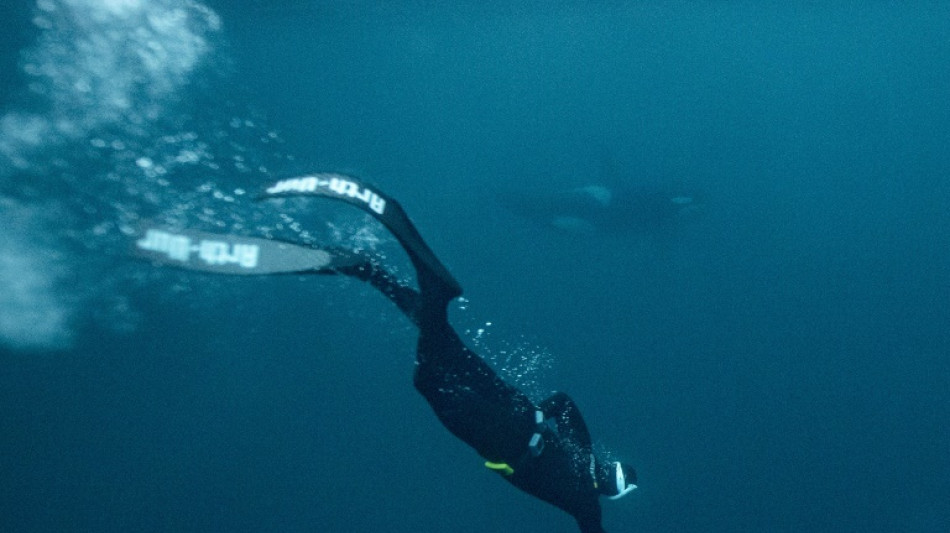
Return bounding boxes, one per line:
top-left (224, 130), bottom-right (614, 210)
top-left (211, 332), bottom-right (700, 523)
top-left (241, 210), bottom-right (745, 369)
top-left (134, 226), bottom-right (365, 275)
top-left (258, 173), bottom-right (462, 301)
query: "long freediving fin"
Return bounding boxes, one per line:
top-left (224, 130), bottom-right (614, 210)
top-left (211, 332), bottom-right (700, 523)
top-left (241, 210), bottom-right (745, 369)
top-left (258, 173), bottom-right (462, 300)
top-left (133, 227), bottom-right (364, 275)
top-left (134, 225), bottom-right (424, 324)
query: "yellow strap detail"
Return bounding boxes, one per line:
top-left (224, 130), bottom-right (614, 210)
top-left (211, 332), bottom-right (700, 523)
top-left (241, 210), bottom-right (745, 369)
top-left (484, 461), bottom-right (514, 476)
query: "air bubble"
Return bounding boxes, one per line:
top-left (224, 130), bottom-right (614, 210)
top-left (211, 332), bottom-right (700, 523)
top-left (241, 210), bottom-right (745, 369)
top-left (175, 150), bottom-right (200, 163)
top-left (33, 16), bottom-right (53, 30)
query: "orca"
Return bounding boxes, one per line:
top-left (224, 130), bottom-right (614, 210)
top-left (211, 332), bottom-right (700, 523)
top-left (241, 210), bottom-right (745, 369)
top-left (498, 183), bottom-right (699, 235)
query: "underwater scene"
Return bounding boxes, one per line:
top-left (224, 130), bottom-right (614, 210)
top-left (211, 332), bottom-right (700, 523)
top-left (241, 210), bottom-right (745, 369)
top-left (1, 1), bottom-right (948, 532)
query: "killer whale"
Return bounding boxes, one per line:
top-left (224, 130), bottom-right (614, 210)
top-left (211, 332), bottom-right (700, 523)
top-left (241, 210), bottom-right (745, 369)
top-left (499, 183), bottom-right (698, 235)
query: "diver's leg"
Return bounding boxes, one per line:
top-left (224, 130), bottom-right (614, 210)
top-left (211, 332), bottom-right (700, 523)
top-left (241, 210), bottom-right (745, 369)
top-left (336, 259), bottom-right (422, 327)
top-left (412, 321), bottom-right (536, 459)
top-left (411, 266), bottom-right (537, 457)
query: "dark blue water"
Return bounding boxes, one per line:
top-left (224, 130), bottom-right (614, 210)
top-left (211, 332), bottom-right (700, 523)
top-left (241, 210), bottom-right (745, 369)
top-left (1, 2), bottom-right (948, 532)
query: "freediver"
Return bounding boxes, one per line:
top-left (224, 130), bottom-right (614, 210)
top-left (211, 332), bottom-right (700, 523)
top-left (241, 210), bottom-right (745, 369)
top-left (136, 173), bottom-right (638, 533)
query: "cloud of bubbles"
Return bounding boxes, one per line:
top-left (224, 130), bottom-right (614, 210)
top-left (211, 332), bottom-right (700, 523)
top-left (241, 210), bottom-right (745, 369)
top-left (0, 200), bottom-right (73, 350)
top-left (0, 0), bottom-right (222, 351)
top-left (0, 0), bottom-right (220, 172)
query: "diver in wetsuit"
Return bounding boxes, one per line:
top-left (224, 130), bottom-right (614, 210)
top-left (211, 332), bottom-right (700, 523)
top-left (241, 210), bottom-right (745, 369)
top-left (135, 173), bottom-right (637, 533)
top-left (339, 235), bottom-right (637, 533)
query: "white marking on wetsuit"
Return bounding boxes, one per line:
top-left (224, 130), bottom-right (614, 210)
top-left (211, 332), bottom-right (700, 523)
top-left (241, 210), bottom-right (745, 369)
top-left (589, 454), bottom-right (597, 486)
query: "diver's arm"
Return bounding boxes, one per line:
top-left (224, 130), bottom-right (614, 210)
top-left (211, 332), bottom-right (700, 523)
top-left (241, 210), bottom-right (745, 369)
top-left (540, 392), bottom-right (593, 452)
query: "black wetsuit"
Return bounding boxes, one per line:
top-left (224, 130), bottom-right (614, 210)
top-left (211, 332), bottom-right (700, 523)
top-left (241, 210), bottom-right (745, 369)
top-left (342, 257), bottom-right (608, 533)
